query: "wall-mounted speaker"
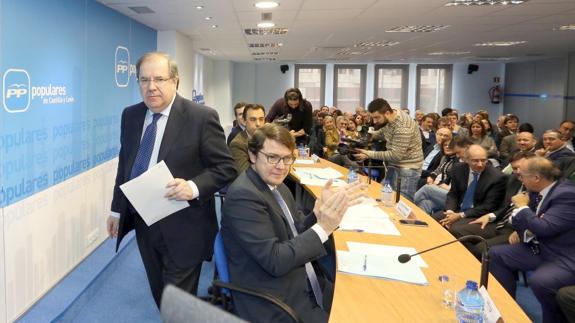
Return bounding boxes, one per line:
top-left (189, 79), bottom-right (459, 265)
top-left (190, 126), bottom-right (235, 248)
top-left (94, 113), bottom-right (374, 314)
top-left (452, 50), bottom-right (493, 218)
top-left (467, 64), bottom-right (479, 74)
top-left (280, 64), bottom-right (289, 74)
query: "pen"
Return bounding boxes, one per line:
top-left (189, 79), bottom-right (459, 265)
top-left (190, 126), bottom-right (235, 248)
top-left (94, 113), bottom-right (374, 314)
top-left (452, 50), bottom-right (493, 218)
top-left (363, 255), bottom-right (367, 271)
top-left (339, 229), bottom-right (364, 232)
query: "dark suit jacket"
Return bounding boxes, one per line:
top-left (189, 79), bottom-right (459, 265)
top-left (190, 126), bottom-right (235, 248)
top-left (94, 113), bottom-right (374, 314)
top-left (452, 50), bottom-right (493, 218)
top-left (493, 175), bottom-right (522, 222)
top-left (512, 180), bottom-right (575, 271)
top-left (229, 130), bottom-right (250, 173)
top-left (221, 168), bottom-right (329, 323)
top-left (227, 125), bottom-right (243, 146)
top-left (548, 146), bottom-right (575, 163)
top-left (445, 163), bottom-right (507, 218)
top-left (111, 94), bottom-right (237, 268)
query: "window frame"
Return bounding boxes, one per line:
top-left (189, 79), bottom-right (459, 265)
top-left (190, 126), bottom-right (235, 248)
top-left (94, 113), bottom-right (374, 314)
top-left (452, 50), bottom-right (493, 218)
top-left (333, 64), bottom-right (367, 110)
top-left (415, 64), bottom-right (453, 113)
top-left (294, 64), bottom-right (326, 107)
top-left (374, 64), bottom-right (409, 108)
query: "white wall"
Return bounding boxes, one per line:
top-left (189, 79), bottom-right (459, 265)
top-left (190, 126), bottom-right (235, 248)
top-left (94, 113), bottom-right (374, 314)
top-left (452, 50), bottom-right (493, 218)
top-left (157, 31), bottom-right (196, 99)
top-left (452, 62), bottom-right (505, 119)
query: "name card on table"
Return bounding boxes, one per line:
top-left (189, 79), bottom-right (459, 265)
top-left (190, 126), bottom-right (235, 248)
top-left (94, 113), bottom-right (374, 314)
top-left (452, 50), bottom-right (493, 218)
top-left (395, 200), bottom-right (414, 219)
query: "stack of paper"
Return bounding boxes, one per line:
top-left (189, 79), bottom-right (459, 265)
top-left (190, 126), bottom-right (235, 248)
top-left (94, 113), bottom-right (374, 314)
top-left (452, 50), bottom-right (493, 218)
top-left (338, 204), bottom-right (400, 236)
top-left (337, 249), bottom-right (428, 285)
top-left (346, 242), bottom-right (428, 268)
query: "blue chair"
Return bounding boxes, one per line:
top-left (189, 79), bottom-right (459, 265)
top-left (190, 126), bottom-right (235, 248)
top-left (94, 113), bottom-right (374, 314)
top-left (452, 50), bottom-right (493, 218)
top-left (211, 232), bottom-right (303, 323)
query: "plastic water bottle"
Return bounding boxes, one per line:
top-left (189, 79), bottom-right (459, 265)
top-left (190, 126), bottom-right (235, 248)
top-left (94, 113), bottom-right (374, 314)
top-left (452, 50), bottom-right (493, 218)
top-left (382, 180), bottom-right (394, 207)
top-left (455, 280), bottom-right (484, 323)
top-left (347, 167), bottom-right (358, 184)
top-left (298, 144), bottom-right (307, 158)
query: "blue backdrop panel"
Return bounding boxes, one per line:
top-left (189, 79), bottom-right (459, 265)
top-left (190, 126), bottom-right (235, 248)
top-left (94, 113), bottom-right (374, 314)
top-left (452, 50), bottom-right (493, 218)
top-left (0, 0), bottom-right (157, 206)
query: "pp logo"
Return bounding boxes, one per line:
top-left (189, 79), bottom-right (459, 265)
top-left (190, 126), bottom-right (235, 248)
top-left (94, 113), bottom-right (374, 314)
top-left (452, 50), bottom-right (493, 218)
top-left (3, 69), bottom-right (31, 113)
top-left (115, 46), bottom-right (130, 87)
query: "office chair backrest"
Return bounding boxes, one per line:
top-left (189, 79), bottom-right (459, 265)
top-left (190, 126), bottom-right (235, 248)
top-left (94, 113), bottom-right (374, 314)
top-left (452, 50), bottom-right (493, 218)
top-left (214, 232), bottom-right (231, 296)
top-left (161, 285), bottom-right (247, 323)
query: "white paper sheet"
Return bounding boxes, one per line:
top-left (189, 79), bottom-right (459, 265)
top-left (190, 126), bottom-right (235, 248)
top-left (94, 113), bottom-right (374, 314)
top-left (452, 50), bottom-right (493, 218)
top-left (119, 161), bottom-right (189, 226)
top-left (338, 204), bottom-right (400, 235)
top-left (336, 250), bottom-right (428, 286)
top-left (294, 159), bottom-right (315, 165)
top-left (479, 286), bottom-right (502, 323)
top-left (346, 242), bottom-right (428, 268)
top-left (293, 167), bottom-right (344, 180)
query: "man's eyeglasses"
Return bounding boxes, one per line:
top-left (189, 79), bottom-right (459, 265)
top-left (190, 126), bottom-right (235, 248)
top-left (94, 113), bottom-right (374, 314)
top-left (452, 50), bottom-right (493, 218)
top-left (258, 151), bottom-right (296, 165)
top-left (138, 77), bottom-right (173, 87)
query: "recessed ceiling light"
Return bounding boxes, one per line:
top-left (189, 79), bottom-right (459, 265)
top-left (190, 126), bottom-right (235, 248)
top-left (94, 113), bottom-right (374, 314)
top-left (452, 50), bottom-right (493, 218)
top-left (386, 25), bottom-right (450, 33)
top-left (205, 16), bottom-right (212, 21)
top-left (257, 21), bottom-right (275, 28)
top-left (211, 25), bottom-right (218, 29)
top-left (428, 51), bottom-right (471, 55)
top-left (445, 0), bottom-right (528, 6)
top-left (556, 25), bottom-right (575, 31)
top-left (354, 41), bottom-right (399, 47)
top-left (195, 5), bottom-right (204, 10)
top-left (255, 1), bottom-right (279, 9)
top-left (474, 41), bottom-right (527, 46)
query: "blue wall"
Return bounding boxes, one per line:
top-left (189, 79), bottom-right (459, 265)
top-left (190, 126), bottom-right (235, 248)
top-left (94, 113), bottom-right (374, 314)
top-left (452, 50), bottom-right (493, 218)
top-left (0, 0), bottom-right (157, 207)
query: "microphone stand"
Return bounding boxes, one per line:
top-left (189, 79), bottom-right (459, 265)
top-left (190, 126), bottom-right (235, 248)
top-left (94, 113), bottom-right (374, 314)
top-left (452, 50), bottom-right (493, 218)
top-left (398, 235), bottom-right (490, 288)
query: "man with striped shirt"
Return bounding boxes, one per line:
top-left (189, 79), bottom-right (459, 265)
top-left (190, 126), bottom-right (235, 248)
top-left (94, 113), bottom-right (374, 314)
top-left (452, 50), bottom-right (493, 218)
top-left (355, 98), bottom-right (423, 201)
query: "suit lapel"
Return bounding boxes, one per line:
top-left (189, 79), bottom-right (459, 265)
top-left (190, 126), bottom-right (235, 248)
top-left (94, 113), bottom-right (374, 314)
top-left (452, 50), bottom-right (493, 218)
top-left (246, 168), bottom-right (293, 238)
top-left (125, 105), bottom-right (148, 182)
top-left (158, 95), bottom-right (186, 162)
top-left (537, 180), bottom-right (562, 216)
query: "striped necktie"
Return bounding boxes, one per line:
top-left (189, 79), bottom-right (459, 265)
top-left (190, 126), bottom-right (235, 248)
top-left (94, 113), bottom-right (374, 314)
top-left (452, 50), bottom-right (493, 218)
top-left (130, 113), bottom-right (161, 180)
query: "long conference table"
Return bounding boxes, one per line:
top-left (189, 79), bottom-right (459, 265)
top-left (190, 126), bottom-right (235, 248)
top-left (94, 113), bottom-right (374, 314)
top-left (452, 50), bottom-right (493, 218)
top-left (290, 158), bottom-right (530, 323)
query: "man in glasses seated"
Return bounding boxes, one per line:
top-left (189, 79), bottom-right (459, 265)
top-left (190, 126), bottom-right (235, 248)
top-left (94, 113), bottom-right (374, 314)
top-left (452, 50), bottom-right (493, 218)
top-left (221, 123), bottom-right (365, 323)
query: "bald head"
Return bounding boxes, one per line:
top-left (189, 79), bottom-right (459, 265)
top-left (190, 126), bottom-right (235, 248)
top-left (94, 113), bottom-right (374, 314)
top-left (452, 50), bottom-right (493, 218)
top-left (516, 131), bottom-right (536, 151)
top-left (465, 144), bottom-right (488, 173)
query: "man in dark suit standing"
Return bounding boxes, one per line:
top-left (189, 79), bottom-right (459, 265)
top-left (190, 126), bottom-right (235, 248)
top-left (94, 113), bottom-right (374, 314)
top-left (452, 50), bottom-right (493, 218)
top-left (490, 157), bottom-right (575, 323)
top-left (106, 52), bottom-right (237, 307)
top-left (221, 124), bottom-right (364, 323)
top-left (431, 145), bottom-right (506, 228)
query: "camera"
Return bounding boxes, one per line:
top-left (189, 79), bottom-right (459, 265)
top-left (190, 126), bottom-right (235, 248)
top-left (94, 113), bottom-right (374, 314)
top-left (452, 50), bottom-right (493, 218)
top-left (337, 136), bottom-right (368, 160)
top-left (273, 114), bottom-right (292, 128)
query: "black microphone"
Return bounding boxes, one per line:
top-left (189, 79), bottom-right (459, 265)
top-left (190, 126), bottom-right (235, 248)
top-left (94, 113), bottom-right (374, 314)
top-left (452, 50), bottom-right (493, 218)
top-left (398, 235), bottom-right (491, 288)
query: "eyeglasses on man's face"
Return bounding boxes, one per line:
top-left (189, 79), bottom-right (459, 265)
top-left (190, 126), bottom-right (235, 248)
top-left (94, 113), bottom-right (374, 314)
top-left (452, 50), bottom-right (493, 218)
top-left (138, 76), bottom-right (173, 87)
top-left (258, 151), bottom-right (296, 165)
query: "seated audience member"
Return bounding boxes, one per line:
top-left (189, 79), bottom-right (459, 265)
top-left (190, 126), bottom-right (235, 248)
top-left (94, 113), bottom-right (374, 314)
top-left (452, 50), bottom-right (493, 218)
top-left (309, 112), bottom-right (328, 157)
top-left (362, 113), bottom-right (372, 127)
top-left (496, 114), bottom-right (519, 147)
top-left (468, 120), bottom-right (498, 158)
top-left (501, 131), bottom-right (537, 173)
top-left (414, 139), bottom-right (460, 214)
top-left (480, 118), bottom-right (498, 143)
top-left (499, 123), bottom-right (535, 162)
top-left (449, 151), bottom-right (535, 258)
top-left (557, 286), bottom-right (575, 322)
top-left (322, 116), bottom-right (339, 158)
top-left (221, 124), bottom-right (364, 323)
top-left (559, 120), bottom-right (575, 152)
top-left (441, 107), bottom-right (453, 117)
top-left (335, 116), bottom-right (349, 140)
top-left (431, 145), bottom-right (506, 228)
top-left (419, 113), bottom-right (436, 153)
top-left (320, 105), bottom-right (330, 114)
top-left (436, 116), bottom-right (451, 131)
top-left (266, 88), bottom-right (313, 145)
top-left (536, 129), bottom-right (575, 164)
top-left (490, 157), bottom-right (575, 323)
top-left (355, 106), bottom-right (365, 116)
top-left (346, 119), bottom-right (359, 139)
top-left (227, 102), bottom-right (247, 145)
top-left (354, 114), bottom-right (364, 128)
top-left (230, 104), bottom-right (266, 173)
top-left (419, 127), bottom-right (453, 187)
top-left (448, 111), bottom-right (468, 137)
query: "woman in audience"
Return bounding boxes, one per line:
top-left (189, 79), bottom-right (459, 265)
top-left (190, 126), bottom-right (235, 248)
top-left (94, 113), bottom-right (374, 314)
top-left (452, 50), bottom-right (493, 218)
top-left (481, 118), bottom-right (498, 143)
top-left (322, 116), bottom-right (339, 158)
top-left (468, 120), bottom-right (498, 158)
top-left (354, 114), bottom-right (364, 128)
top-left (496, 114), bottom-right (519, 146)
top-left (347, 119), bottom-right (359, 139)
top-left (363, 113), bottom-right (373, 127)
top-left (414, 139), bottom-right (459, 214)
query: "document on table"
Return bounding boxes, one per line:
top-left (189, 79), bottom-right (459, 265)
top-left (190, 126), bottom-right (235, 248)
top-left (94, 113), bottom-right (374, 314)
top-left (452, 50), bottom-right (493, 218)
top-left (294, 159), bottom-right (315, 165)
top-left (336, 250), bottom-right (428, 286)
top-left (338, 204), bottom-right (400, 236)
top-left (346, 242), bottom-right (428, 268)
top-left (293, 167), bottom-right (346, 187)
top-left (120, 161), bottom-right (189, 226)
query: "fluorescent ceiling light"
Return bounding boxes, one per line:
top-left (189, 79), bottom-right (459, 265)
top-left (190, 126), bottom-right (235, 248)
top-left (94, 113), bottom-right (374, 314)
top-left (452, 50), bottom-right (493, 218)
top-left (211, 25), bottom-right (218, 29)
top-left (445, 0), bottom-right (528, 6)
top-left (255, 1), bottom-right (279, 9)
top-left (474, 41), bottom-right (527, 46)
top-left (428, 51), bottom-right (471, 55)
top-left (257, 21), bottom-right (275, 28)
top-left (195, 6), bottom-right (204, 10)
top-left (386, 25), bottom-right (450, 33)
top-left (205, 16), bottom-right (212, 21)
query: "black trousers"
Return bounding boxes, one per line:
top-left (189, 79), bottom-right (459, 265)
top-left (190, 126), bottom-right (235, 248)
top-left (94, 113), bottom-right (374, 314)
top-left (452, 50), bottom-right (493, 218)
top-left (134, 214), bottom-right (202, 307)
top-left (449, 218), bottom-right (515, 259)
top-left (558, 285), bottom-right (575, 323)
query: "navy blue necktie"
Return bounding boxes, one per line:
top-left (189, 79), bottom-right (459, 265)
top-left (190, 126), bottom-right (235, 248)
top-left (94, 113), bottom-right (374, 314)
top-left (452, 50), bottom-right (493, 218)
top-left (130, 113), bottom-right (162, 180)
top-left (461, 172), bottom-right (479, 211)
